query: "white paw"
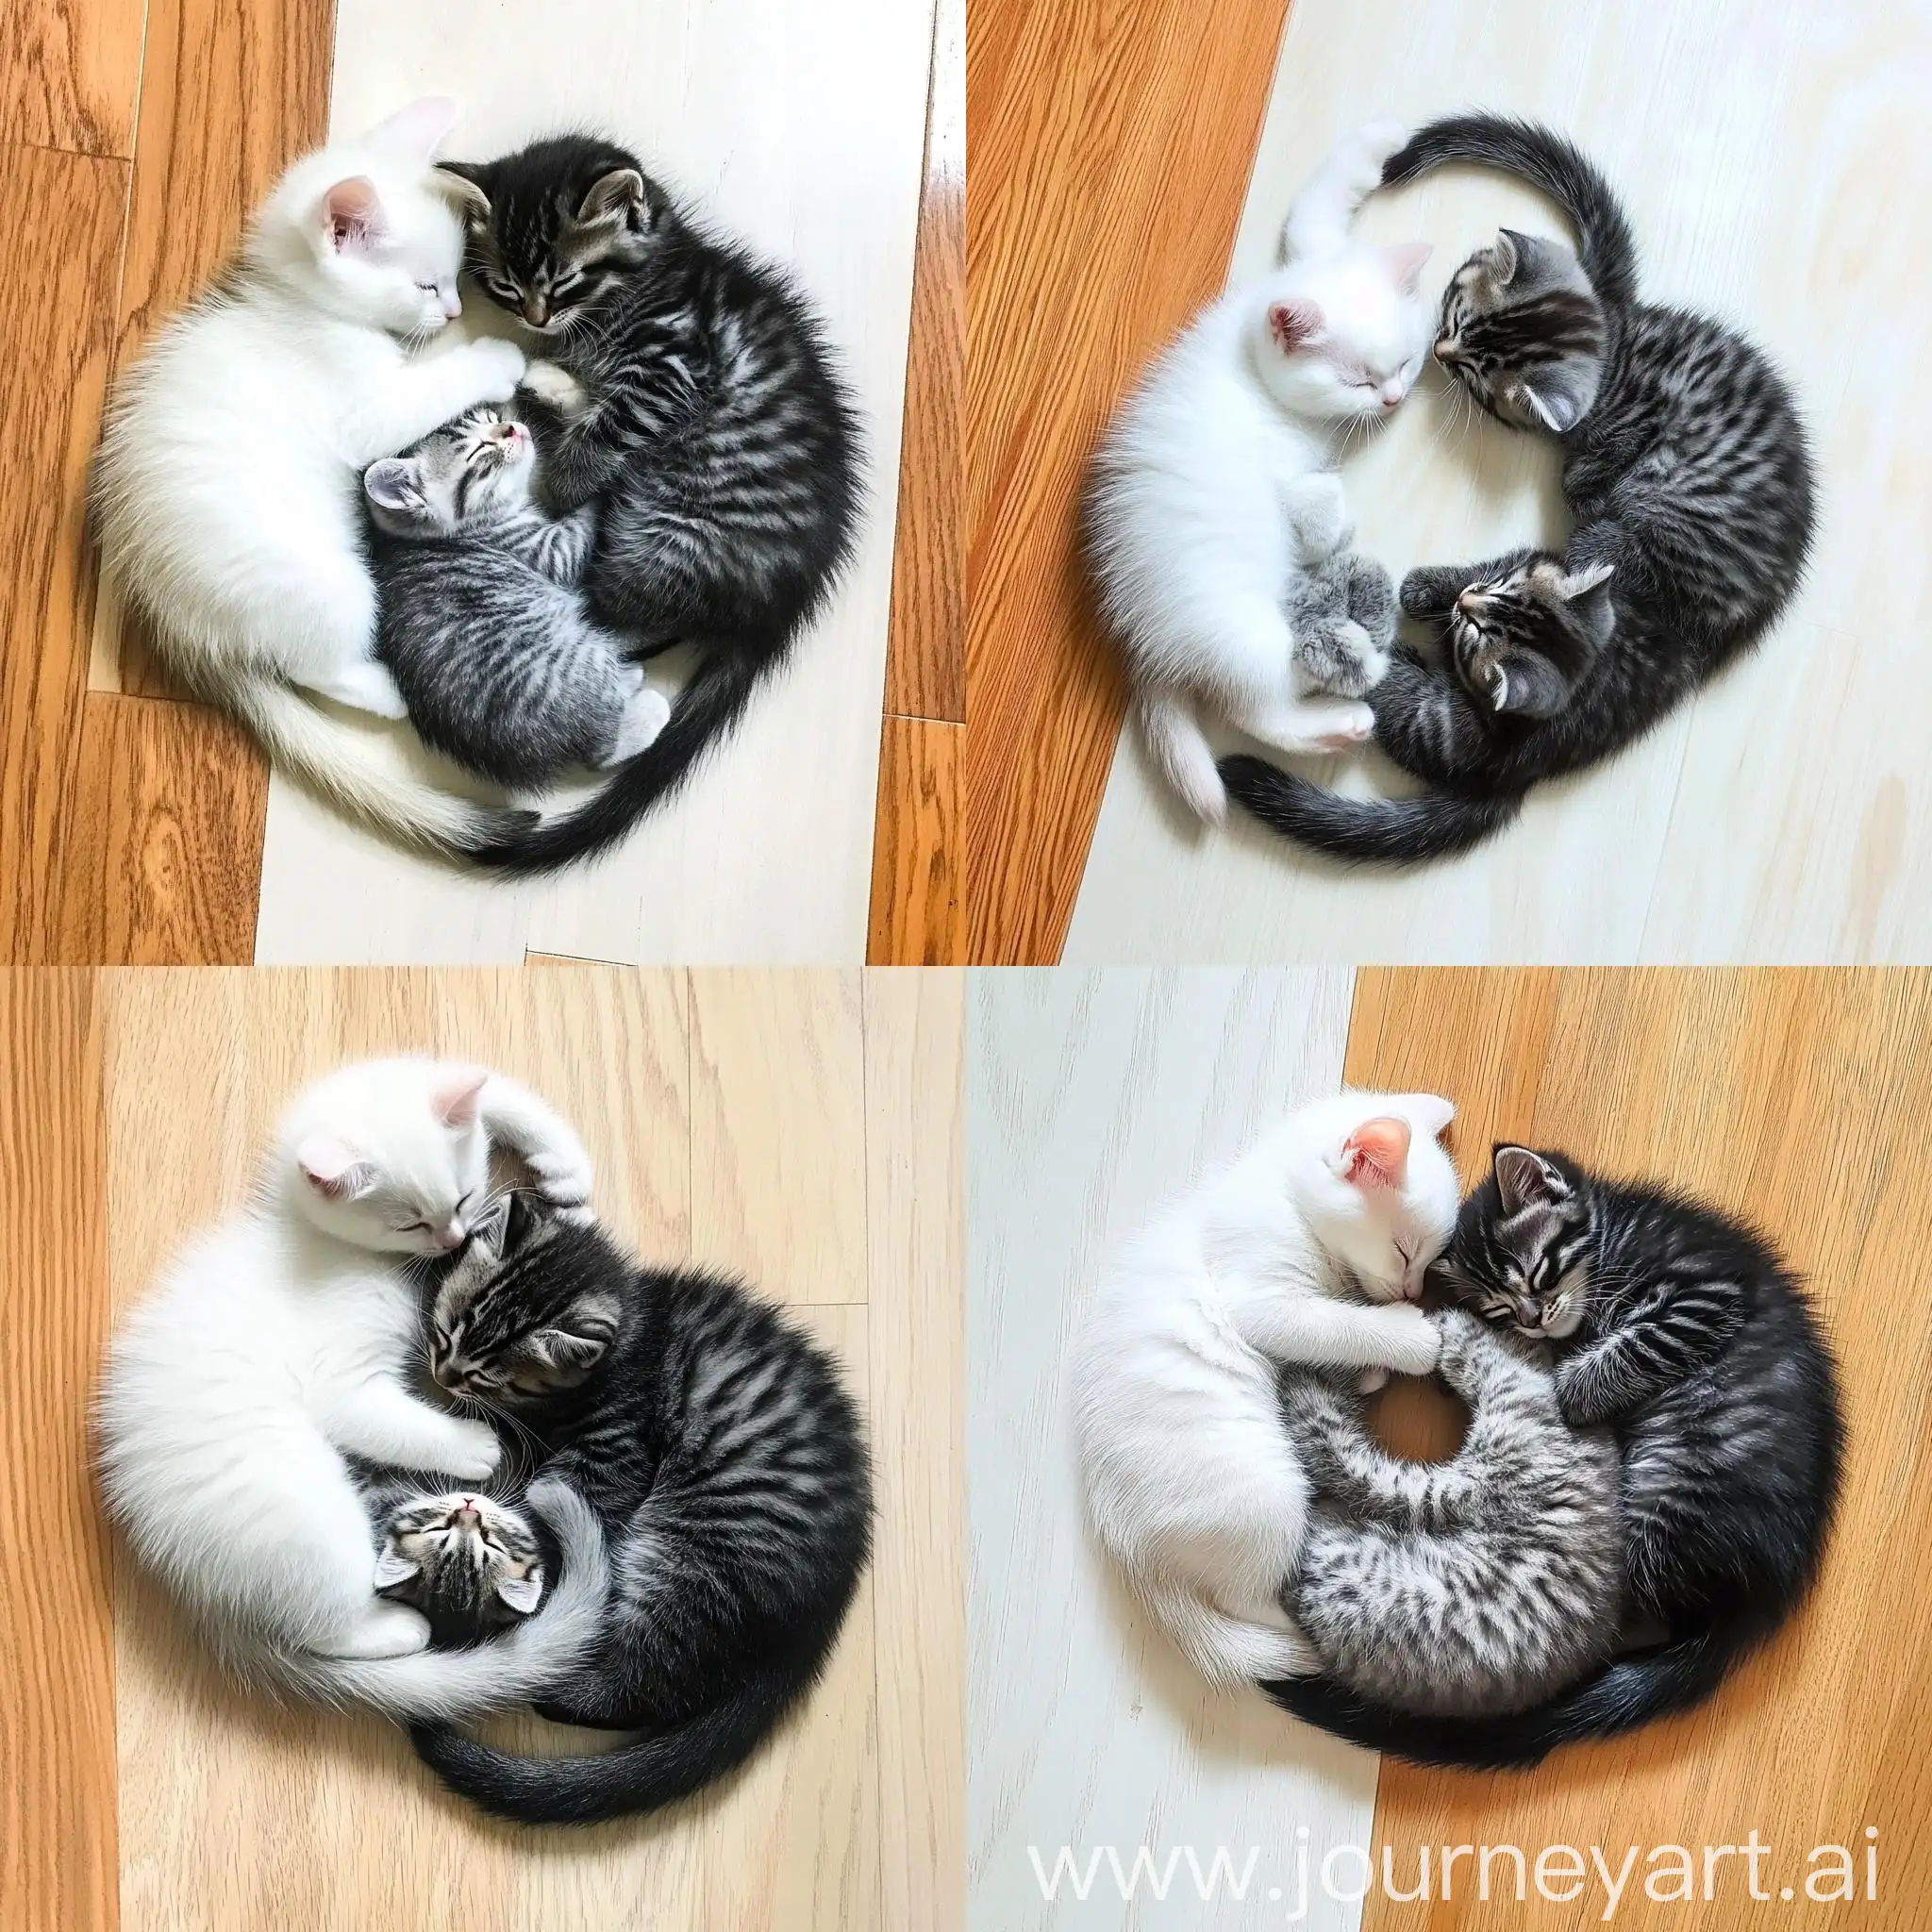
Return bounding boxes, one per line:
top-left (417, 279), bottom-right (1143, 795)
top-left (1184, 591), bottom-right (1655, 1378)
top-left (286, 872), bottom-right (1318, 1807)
top-left (332, 662), bottom-right (409, 719)
top-left (1378, 1303), bottom-right (1441, 1377)
top-left (1354, 118), bottom-right (1409, 169)
top-left (526, 1142), bottom-right (594, 1214)
top-left (472, 338), bottom-right (528, 403)
top-left (1316, 702), bottom-right (1375, 750)
top-left (606, 687), bottom-right (672, 763)
top-left (1356, 1365), bottom-right (1391, 1395)
top-left (443, 1421), bottom-right (502, 1481)
top-left (1289, 476), bottom-right (1353, 564)
top-left (523, 358), bottom-right (590, 417)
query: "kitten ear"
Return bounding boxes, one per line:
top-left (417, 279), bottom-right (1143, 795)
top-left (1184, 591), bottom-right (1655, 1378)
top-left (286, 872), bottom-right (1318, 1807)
top-left (1493, 1145), bottom-right (1569, 1214)
top-left (577, 168), bottom-right (651, 232)
top-left (1490, 650), bottom-right (1571, 718)
top-left (362, 95), bottom-right (460, 161)
top-left (496, 1568), bottom-right (544, 1614)
top-left (1341, 1116), bottom-right (1411, 1190)
top-left (1406, 1093), bottom-right (1456, 1140)
top-left (322, 176), bottom-right (385, 253)
top-left (361, 458), bottom-right (427, 528)
top-left (431, 1068), bottom-right (490, 1129)
top-left (1518, 382), bottom-right (1582, 433)
top-left (1382, 241), bottom-right (1432, 292)
top-left (1267, 298), bottom-right (1324, 354)
top-left (432, 161), bottom-right (492, 221)
top-left (373, 1546), bottom-right (421, 1590)
top-left (1491, 227), bottom-right (1524, 282)
top-left (526, 1326), bottom-right (610, 1385)
top-left (297, 1135), bottom-right (375, 1202)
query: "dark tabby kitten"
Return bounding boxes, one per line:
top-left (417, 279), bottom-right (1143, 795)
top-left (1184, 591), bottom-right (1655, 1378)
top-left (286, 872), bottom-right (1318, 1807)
top-left (436, 137), bottom-right (862, 874)
top-left (406, 1192), bottom-right (873, 1824)
top-left (363, 401), bottom-right (669, 788)
top-left (1222, 114), bottom-right (1816, 862)
top-left (1274, 1145), bottom-right (1842, 1768)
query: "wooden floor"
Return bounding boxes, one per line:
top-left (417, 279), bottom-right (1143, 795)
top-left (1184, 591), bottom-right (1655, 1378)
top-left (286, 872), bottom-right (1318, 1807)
top-left (970, 969), bottom-right (1932, 1930)
top-left (1, 967), bottom-right (963, 1932)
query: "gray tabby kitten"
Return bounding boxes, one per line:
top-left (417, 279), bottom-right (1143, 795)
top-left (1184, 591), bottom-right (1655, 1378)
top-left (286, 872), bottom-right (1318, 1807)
top-left (362, 400), bottom-right (670, 789)
top-left (1275, 1307), bottom-right (1622, 1717)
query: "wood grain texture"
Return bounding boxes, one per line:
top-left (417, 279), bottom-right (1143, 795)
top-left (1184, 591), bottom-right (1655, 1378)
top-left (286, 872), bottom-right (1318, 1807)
top-left (0, 970), bottom-right (113, 1932)
top-left (0, 0), bottom-right (146, 158)
top-left (98, 966), bottom-right (959, 1930)
top-left (0, 143), bottom-right (126, 962)
top-left (867, 715), bottom-right (963, 966)
top-left (964, 0), bottom-right (1291, 964)
top-left (1345, 971), bottom-right (1932, 1930)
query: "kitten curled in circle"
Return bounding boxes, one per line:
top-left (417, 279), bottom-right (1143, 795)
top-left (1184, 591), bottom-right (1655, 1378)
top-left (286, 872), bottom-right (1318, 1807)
top-left (363, 400), bottom-right (670, 789)
top-left (405, 1193), bottom-right (874, 1825)
top-left (1073, 1092), bottom-right (1460, 1688)
top-left (431, 135), bottom-right (862, 874)
top-left (97, 1058), bottom-right (607, 1719)
top-left (1273, 1143), bottom-right (1842, 1768)
top-left (1223, 114), bottom-right (1815, 863)
top-left (1087, 118), bottom-right (1432, 824)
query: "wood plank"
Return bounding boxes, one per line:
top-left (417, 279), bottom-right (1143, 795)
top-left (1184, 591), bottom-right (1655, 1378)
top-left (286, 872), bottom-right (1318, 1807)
top-left (0, 143), bottom-right (126, 962)
top-left (0, 968), bottom-right (113, 1932)
top-left (867, 715), bottom-right (962, 966)
top-left (864, 969), bottom-right (965, 1930)
top-left (963, 0), bottom-right (1291, 964)
top-left (54, 693), bottom-right (266, 964)
top-left (1346, 971), bottom-right (1932, 1930)
top-left (0, 0), bottom-right (147, 158)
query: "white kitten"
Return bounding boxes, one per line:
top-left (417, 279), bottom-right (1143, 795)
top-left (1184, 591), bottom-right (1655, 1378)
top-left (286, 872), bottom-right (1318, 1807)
top-left (90, 98), bottom-right (529, 859)
top-left (98, 1058), bottom-right (605, 1718)
top-left (1072, 1091), bottom-right (1460, 1686)
top-left (1088, 120), bottom-right (1433, 822)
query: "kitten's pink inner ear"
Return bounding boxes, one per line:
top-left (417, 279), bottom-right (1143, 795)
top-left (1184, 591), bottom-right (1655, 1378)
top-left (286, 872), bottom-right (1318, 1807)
top-left (323, 176), bottom-right (383, 251)
top-left (1342, 1116), bottom-right (1411, 1190)
top-left (1385, 241), bottom-right (1433, 291)
top-left (297, 1135), bottom-right (360, 1197)
top-left (433, 1070), bottom-right (489, 1128)
top-left (1269, 298), bottom-right (1324, 354)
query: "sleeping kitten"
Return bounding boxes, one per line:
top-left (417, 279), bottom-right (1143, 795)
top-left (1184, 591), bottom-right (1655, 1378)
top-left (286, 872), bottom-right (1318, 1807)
top-left (90, 98), bottom-right (535, 860)
top-left (1086, 119), bottom-right (1432, 823)
top-left (1273, 1145), bottom-right (1843, 1767)
top-left (1072, 1092), bottom-right (1459, 1686)
top-left (407, 1195), bottom-right (873, 1825)
top-left (1271, 1309), bottom-right (1622, 1721)
top-left (434, 135), bottom-right (862, 873)
top-left (358, 1475), bottom-right (553, 1648)
top-left (1223, 114), bottom-right (1816, 861)
top-left (97, 1058), bottom-right (606, 1719)
top-left (364, 401), bottom-right (670, 787)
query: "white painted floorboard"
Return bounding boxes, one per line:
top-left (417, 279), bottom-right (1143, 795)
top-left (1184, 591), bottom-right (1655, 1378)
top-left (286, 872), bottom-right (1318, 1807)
top-left (255, 0), bottom-right (934, 964)
top-left (1067, 0), bottom-right (1931, 964)
top-left (968, 969), bottom-right (1376, 1932)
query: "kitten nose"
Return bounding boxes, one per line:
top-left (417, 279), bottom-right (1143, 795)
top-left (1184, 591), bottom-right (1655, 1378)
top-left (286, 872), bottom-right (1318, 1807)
top-left (441, 290), bottom-right (462, 320)
top-left (436, 1223), bottom-right (465, 1251)
top-left (522, 293), bottom-right (549, 327)
top-left (1456, 590), bottom-right (1480, 613)
top-left (1379, 388), bottom-right (1403, 409)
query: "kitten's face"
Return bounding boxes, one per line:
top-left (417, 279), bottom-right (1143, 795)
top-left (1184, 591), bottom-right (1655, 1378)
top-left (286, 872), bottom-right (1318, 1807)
top-left (1443, 556), bottom-right (1615, 720)
top-left (439, 138), bottom-right (662, 335)
top-left (1291, 1091), bottom-right (1462, 1302)
top-left (375, 1491), bottom-right (544, 1636)
top-left (1433, 1145), bottom-right (1596, 1340)
top-left (362, 406), bottom-right (537, 539)
top-left (288, 1061), bottom-right (491, 1256)
top-left (1434, 228), bottom-right (1607, 434)
top-left (1254, 245), bottom-right (1434, 424)
top-left (427, 1192), bottom-right (625, 1407)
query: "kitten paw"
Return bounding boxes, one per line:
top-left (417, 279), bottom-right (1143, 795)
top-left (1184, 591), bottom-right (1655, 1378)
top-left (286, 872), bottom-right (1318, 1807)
top-left (1399, 569), bottom-right (1460, 621)
top-left (525, 1142), bottom-right (594, 1217)
top-left (1287, 474), bottom-right (1352, 565)
top-left (1315, 702), bottom-right (1375, 751)
top-left (1354, 118), bottom-right (1410, 169)
top-left (470, 338), bottom-right (528, 403)
top-left (441, 1421), bottom-right (503, 1482)
top-left (1377, 1303), bottom-right (1441, 1377)
top-left (1355, 1365), bottom-right (1391, 1394)
top-left (522, 358), bottom-right (591, 419)
top-left (606, 687), bottom-right (673, 763)
top-left (315, 661), bottom-right (409, 720)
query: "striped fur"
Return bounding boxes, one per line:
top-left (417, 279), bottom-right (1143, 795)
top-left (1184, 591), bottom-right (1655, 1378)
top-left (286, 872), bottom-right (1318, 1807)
top-left (1222, 114), bottom-right (1816, 863)
top-left (407, 1195), bottom-right (873, 1824)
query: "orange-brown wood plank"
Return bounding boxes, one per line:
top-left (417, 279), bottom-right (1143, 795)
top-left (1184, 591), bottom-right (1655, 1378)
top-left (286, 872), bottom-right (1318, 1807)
top-left (867, 715), bottom-right (962, 965)
top-left (964, 0), bottom-right (1289, 963)
top-left (1346, 970), bottom-right (1932, 1931)
top-left (0, 969), bottom-right (113, 1932)
top-left (0, 0), bottom-right (147, 158)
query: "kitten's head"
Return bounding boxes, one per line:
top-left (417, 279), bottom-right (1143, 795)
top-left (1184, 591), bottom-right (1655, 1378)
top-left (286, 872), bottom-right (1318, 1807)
top-left (1433, 228), bottom-right (1607, 434)
top-left (251, 97), bottom-right (475, 336)
top-left (275, 1058), bottom-right (492, 1257)
top-left (1442, 554), bottom-right (1615, 720)
top-left (438, 136), bottom-right (667, 335)
top-left (1283, 1091), bottom-right (1461, 1302)
top-left (1250, 243), bottom-right (1435, 423)
top-left (1433, 1145), bottom-right (1598, 1340)
top-left (427, 1191), bottom-right (628, 1407)
top-left (363, 405), bottom-right (537, 539)
top-left (375, 1491), bottom-right (545, 1640)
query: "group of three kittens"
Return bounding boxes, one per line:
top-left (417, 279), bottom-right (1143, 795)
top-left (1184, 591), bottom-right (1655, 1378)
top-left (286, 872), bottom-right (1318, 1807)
top-left (92, 101), bottom-right (858, 874)
top-left (99, 1058), bottom-right (871, 1824)
top-left (1074, 1090), bottom-right (1841, 1766)
top-left (1092, 112), bottom-right (1814, 864)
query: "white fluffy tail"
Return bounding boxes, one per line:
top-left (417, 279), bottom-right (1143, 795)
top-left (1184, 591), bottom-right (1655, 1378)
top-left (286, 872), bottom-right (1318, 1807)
top-left (1144, 1579), bottom-right (1320, 1686)
top-left (225, 674), bottom-right (529, 861)
top-left (1138, 691), bottom-right (1225, 823)
top-left (1281, 118), bottom-right (1409, 261)
top-left (268, 1480), bottom-right (607, 1723)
